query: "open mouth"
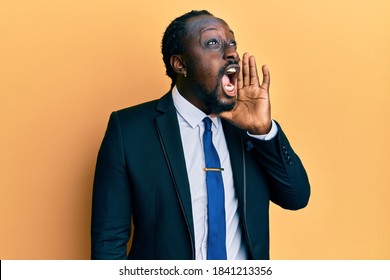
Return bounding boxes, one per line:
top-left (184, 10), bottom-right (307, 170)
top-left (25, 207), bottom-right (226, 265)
top-left (222, 65), bottom-right (240, 96)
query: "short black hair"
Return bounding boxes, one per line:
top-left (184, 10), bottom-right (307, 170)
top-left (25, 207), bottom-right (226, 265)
top-left (161, 10), bottom-right (213, 89)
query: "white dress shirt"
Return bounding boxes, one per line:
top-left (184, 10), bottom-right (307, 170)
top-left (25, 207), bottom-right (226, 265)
top-left (172, 86), bottom-right (277, 260)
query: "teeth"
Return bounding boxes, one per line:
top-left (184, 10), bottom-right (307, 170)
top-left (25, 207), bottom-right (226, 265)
top-left (226, 68), bottom-right (236, 74)
top-left (225, 84), bottom-right (235, 91)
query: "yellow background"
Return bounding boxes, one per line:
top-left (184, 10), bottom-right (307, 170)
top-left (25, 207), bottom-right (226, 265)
top-left (1, 0), bottom-right (389, 259)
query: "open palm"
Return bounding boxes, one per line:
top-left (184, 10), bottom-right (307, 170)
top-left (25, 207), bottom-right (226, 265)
top-left (220, 53), bottom-right (272, 135)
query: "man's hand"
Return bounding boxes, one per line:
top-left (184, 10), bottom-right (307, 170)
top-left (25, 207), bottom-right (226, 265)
top-left (220, 52), bottom-right (272, 135)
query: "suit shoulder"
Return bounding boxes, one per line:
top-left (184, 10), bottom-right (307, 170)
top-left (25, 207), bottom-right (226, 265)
top-left (114, 91), bottom-right (172, 120)
top-left (106, 92), bottom-right (173, 133)
top-left (115, 99), bottom-right (159, 119)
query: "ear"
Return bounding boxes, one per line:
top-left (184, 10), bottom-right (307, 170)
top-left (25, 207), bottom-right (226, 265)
top-left (170, 55), bottom-right (187, 76)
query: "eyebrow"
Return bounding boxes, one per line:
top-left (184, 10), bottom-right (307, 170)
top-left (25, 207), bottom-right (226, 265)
top-left (200, 27), bottom-right (235, 35)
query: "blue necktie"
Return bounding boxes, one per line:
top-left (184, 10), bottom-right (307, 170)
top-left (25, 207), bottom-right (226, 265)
top-left (202, 117), bottom-right (227, 260)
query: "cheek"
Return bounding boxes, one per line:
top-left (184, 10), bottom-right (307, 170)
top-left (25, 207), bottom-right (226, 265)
top-left (197, 61), bottom-right (220, 80)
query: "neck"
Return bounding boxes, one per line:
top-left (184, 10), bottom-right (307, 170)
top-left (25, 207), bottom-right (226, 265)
top-left (176, 82), bottom-right (210, 114)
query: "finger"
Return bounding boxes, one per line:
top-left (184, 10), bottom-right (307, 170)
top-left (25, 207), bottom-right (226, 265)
top-left (237, 59), bottom-right (243, 89)
top-left (242, 53), bottom-right (250, 87)
top-left (249, 55), bottom-right (260, 86)
top-left (261, 65), bottom-right (270, 91)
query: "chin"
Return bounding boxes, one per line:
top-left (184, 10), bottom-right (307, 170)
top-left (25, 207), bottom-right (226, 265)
top-left (197, 81), bottom-right (236, 114)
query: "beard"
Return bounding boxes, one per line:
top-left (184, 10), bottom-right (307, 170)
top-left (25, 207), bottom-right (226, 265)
top-left (188, 62), bottom-right (236, 115)
top-left (196, 83), bottom-right (236, 115)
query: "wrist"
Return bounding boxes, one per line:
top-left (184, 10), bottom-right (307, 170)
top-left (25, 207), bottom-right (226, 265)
top-left (248, 121), bottom-right (272, 135)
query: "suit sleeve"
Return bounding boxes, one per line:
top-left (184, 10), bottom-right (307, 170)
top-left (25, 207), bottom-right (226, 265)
top-left (250, 122), bottom-right (310, 210)
top-left (91, 112), bottom-right (131, 259)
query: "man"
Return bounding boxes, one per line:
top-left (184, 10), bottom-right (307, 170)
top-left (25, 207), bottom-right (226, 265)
top-left (91, 10), bottom-right (310, 260)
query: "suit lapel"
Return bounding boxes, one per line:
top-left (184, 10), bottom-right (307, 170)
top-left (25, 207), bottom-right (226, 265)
top-left (222, 120), bottom-right (246, 212)
top-left (155, 93), bottom-right (195, 247)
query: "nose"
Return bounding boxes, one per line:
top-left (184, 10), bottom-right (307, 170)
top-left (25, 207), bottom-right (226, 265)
top-left (223, 45), bottom-right (239, 62)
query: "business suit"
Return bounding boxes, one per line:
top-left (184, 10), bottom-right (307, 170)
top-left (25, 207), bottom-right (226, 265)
top-left (91, 91), bottom-right (310, 260)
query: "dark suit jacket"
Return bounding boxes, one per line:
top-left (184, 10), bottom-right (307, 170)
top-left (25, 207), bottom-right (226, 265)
top-left (91, 91), bottom-right (310, 260)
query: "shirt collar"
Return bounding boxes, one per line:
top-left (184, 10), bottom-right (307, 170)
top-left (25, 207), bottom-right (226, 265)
top-left (172, 85), bottom-right (220, 130)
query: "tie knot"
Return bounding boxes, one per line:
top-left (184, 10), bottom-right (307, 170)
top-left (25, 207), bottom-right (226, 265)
top-left (203, 117), bottom-right (212, 132)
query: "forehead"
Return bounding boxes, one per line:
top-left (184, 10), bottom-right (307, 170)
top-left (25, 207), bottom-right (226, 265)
top-left (185, 15), bottom-right (233, 38)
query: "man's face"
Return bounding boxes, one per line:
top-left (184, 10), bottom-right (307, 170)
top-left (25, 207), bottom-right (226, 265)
top-left (182, 16), bottom-right (240, 114)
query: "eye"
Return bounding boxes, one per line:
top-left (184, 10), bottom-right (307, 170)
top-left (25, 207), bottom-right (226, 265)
top-left (206, 38), bottom-right (220, 46)
top-left (229, 40), bottom-right (237, 47)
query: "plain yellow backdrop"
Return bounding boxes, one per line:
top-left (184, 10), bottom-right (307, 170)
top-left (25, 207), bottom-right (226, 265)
top-left (1, 0), bottom-right (389, 259)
